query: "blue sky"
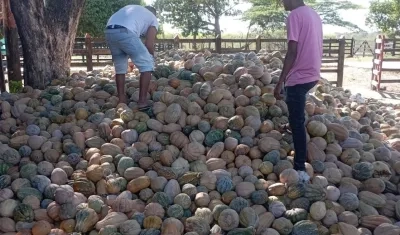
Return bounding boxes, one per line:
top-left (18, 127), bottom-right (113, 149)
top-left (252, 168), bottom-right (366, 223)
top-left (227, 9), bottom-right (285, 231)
top-left (144, 0), bottom-right (374, 35)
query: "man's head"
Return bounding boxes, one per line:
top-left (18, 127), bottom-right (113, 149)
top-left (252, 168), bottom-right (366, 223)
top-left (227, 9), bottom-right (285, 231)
top-left (281, 0), bottom-right (304, 11)
top-left (145, 6), bottom-right (157, 16)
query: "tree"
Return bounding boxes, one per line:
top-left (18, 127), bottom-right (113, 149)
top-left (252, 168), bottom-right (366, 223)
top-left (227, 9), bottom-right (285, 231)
top-left (244, 0), bottom-right (363, 33)
top-left (11, 0), bottom-right (85, 89)
top-left (366, 0), bottom-right (400, 37)
top-left (153, 0), bottom-right (241, 37)
top-left (78, 0), bottom-right (145, 37)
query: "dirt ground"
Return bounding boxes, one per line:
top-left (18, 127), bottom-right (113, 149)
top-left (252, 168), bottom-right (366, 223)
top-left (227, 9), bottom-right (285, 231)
top-left (321, 57), bottom-right (400, 104)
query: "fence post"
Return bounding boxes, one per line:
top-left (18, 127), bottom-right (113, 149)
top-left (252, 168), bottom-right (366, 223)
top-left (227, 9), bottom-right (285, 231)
top-left (85, 33), bottom-right (93, 72)
top-left (350, 37), bottom-right (355, 57)
top-left (393, 39), bottom-right (396, 56)
top-left (173, 35), bottom-right (180, 49)
top-left (337, 39), bottom-right (345, 87)
top-left (215, 34), bottom-right (222, 53)
top-left (255, 35), bottom-right (261, 52)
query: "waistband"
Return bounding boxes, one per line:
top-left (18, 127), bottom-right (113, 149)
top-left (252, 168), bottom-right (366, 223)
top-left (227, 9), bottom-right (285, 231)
top-left (106, 25), bottom-right (126, 30)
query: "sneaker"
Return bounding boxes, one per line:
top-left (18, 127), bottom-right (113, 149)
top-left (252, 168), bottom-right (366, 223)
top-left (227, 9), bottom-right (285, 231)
top-left (297, 170), bottom-right (310, 183)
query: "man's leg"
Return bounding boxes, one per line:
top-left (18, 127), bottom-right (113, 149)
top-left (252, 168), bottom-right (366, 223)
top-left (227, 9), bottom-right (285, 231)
top-left (120, 34), bottom-right (154, 109)
top-left (105, 30), bottom-right (129, 104)
top-left (138, 72), bottom-right (152, 107)
top-left (286, 84), bottom-right (308, 171)
top-left (115, 74), bottom-right (127, 104)
top-left (286, 80), bottom-right (319, 182)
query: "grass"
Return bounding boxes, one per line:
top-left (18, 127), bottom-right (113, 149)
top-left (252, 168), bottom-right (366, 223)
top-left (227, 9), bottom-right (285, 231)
top-left (9, 80), bottom-right (23, 93)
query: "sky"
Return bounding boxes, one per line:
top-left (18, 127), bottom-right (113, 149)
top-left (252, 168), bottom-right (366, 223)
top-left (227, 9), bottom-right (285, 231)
top-left (144, 0), bottom-right (374, 35)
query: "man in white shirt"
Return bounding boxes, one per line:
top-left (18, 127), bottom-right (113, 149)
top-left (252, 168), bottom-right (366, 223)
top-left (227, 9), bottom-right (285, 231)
top-left (105, 5), bottom-right (158, 109)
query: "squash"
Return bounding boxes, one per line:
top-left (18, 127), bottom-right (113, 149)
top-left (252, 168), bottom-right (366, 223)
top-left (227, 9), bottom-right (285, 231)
top-left (185, 216), bottom-right (210, 235)
top-left (307, 121), bottom-right (327, 137)
top-left (291, 220), bottom-right (318, 235)
top-left (218, 208), bottom-right (239, 231)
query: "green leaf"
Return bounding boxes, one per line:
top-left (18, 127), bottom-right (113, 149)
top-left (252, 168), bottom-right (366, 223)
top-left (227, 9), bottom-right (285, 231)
top-left (366, 0), bottom-right (400, 37)
top-left (244, 0), bottom-right (364, 33)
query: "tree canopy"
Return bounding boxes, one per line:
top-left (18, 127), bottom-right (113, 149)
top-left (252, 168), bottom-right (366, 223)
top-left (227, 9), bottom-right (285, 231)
top-left (366, 0), bottom-right (400, 37)
top-left (78, 0), bottom-right (144, 37)
top-left (244, 0), bottom-right (363, 32)
top-left (153, 0), bottom-right (241, 37)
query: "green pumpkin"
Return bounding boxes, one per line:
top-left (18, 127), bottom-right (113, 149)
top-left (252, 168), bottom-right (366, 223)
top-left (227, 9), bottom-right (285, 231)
top-left (205, 129), bottom-right (224, 147)
top-left (253, 101), bottom-right (269, 118)
top-left (338, 192), bottom-right (359, 211)
top-left (156, 133), bottom-right (170, 145)
top-left (304, 184), bottom-right (326, 202)
top-left (152, 192), bottom-right (171, 208)
top-left (311, 160), bottom-right (325, 174)
top-left (179, 70), bottom-right (193, 81)
top-left (224, 129), bottom-right (241, 141)
top-left (239, 207), bottom-right (259, 227)
top-left (135, 122), bottom-right (147, 134)
top-left (352, 162), bottom-right (374, 181)
top-left (103, 84), bottom-right (117, 95)
top-left (290, 197), bottom-right (311, 211)
top-left (154, 65), bottom-right (172, 79)
top-left (51, 95), bottom-right (63, 105)
top-left (287, 183), bottom-right (306, 199)
top-left (182, 126), bottom-right (195, 136)
top-left (268, 105), bottom-right (283, 117)
top-left (139, 228), bottom-right (161, 235)
top-left (198, 121), bottom-right (211, 133)
top-left (227, 227), bottom-right (256, 235)
top-left (324, 131), bottom-right (336, 144)
top-left (167, 204), bottom-right (184, 219)
top-left (284, 208), bottom-right (308, 224)
top-left (75, 208), bottom-right (99, 233)
top-left (0, 175), bottom-right (11, 189)
top-left (40, 92), bottom-right (53, 101)
top-left (251, 190), bottom-right (269, 205)
top-left (292, 220), bottom-right (318, 235)
top-left (0, 163), bottom-right (10, 176)
top-left (117, 157), bottom-right (135, 176)
top-left (14, 204), bottom-right (34, 222)
top-left (229, 197), bottom-right (249, 213)
top-left (17, 187), bottom-right (43, 201)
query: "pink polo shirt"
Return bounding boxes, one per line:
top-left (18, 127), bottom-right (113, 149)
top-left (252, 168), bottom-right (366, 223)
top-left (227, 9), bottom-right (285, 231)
top-left (285, 6), bottom-right (323, 87)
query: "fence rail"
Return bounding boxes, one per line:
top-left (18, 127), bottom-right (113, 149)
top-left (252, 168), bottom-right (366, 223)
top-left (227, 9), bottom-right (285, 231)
top-left (71, 35), bottom-right (345, 86)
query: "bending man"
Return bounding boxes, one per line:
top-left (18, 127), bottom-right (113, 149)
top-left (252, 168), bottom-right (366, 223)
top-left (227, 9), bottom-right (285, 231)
top-left (274, 0), bottom-right (323, 183)
top-left (105, 5), bottom-right (158, 109)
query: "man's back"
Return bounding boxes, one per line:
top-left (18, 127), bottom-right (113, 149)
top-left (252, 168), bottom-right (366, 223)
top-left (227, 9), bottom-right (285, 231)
top-left (285, 6), bottom-right (323, 87)
top-left (107, 5), bottom-right (158, 37)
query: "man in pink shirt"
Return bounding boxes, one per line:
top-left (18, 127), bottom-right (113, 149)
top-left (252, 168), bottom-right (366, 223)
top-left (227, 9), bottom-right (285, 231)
top-left (274, 0), bottom-right (323, 183)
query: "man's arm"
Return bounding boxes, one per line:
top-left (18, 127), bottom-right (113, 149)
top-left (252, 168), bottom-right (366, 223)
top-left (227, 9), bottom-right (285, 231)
top-left (274, 13), bottom-right (299, 99)
top-left (278, 40), bottom-right (298, 84)
top-left (145, 26), bottom-right (157, 56)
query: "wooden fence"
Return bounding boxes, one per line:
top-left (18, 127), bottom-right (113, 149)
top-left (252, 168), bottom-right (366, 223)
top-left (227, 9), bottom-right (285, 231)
top-left (371, 35), bottom-right (400, 91)
top-left (72, 35), bottom-right (346, 86)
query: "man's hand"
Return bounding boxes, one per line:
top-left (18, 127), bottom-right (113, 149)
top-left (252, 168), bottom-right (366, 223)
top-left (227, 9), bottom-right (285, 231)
top-left (274, 82), bottom-right (284, 100)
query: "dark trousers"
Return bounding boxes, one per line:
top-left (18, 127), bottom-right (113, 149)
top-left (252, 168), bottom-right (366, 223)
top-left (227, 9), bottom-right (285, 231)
top-left (285, 80), bottom-right (318, 171)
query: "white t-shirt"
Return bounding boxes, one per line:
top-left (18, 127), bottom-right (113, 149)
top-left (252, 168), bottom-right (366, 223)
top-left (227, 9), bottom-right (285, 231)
top-left (107, 5), bottom-right (159, 37)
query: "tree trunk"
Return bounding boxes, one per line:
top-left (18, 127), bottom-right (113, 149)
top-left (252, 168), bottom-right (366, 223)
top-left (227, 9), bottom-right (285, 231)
top-left (3, 0), bottom-right (22, 82)
top-left (214, 16), bottom-right (221, 37)
top-left (10, 0), bottom-right (85, 89)
top-left (193, 34), bottom-right (197, 50)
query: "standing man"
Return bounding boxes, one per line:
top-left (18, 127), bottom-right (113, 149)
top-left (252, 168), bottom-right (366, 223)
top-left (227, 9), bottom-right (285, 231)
top-left (105, 5), bottom-right (158, 109)
top-left (274, 0), bottom-right (323, 183)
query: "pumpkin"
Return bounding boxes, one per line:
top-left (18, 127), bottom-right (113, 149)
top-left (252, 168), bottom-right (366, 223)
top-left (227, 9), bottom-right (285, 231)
top-left (307, 121), bottom-right (327, 137)
top-left (218, 208), bottom-right (239, 231)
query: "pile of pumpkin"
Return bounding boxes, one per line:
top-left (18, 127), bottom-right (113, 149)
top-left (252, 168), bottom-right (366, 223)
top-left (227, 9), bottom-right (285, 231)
top-left (0, 49), bottom-right (400, 235)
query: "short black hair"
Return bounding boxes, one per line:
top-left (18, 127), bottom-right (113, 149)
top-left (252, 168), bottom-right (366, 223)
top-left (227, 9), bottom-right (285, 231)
top-left (145, 6), bottom-right (157, 16)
